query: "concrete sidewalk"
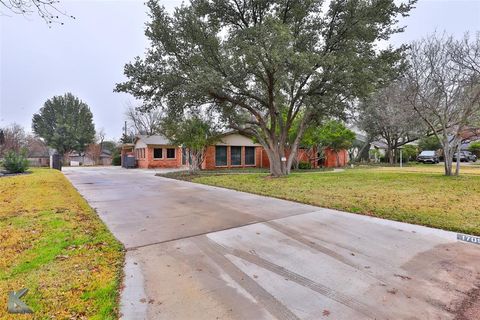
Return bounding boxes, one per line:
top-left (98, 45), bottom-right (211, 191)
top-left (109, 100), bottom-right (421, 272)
top-left (63, 167), bottom-right (480, 320)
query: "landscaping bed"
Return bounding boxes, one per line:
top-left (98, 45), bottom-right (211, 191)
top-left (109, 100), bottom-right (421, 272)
top-left (184, 167), bottom-right (480, 236)
top-left (0, 169), bottom-right (123, 319)
top-left (0, 170), bottom-right (32, 178)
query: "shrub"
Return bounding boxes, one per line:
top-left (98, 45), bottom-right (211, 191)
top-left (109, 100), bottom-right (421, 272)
top-left (369, 149), bottom-right (382, 162)
top-left (402, 145), bottom-right (418, 162)
top-left (298, 162), bottom-right (312, 169)
top-left (111, 149), bottom-right (121, 166)
top-left (1, 150), bottom-right (29, 173)
top-left (468, 141), bottom-right (480, 157)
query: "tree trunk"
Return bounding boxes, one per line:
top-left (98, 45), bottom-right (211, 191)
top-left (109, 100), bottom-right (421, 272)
top-left (263, 143), bottom-right (290, 177)
top-left (455, 141), bottom-right (461, 176)
top-left (250, 110), bottom-right (309, 177)
top-left (188, 154), bottom-right (198, 174)
top-left (441, 132), bottom-right (463, 177)
top-left (443, 143), bottom-right (453, 176)
top-left (188, 149), bottom-right (203, 174)
top-left (387, 148), bottom-right (395, 165)
top-left (335, 150), bottom-right (340, 167)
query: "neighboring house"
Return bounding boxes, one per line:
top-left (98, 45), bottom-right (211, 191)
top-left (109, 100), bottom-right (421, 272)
top-left (99, 149), bottom-right (113, 166)
top-left (68, 149), bottom-right (112, 166)
top-left (460, 127), bottom-right (480, 150)
top-left (122, 132), bottom-right (349, 169)
top-left (28, 149), bottom-right (51, 167)
top-left (26, 139), bottom-right (52, 167)
top-left (350, 127), bottom-right (388, 162)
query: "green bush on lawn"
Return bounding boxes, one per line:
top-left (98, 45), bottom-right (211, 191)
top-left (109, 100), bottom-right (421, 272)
top-left (1, 150), bottom-right (29, 173)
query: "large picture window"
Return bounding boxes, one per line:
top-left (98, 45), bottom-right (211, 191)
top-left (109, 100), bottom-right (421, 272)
top-left (245, 147), bottom-right (255, 165)
top-left (166, 148), bottom-right (176, 159)
top-left (215, 146), bottom-right (227, 166)
top-left (153, 148), bottom-right (163, 159)
top-left (230, 146), bottom-right (242, 166)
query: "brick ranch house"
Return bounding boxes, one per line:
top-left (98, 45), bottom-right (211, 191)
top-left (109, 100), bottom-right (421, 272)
top-left (121, 132), bottom-right (348, 169)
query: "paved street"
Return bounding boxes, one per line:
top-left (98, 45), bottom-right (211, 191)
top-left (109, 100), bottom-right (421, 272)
top-left (64, 167), bottom-right (480, 320)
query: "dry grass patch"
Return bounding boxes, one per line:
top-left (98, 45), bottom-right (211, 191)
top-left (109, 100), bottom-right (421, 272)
top-left (0, 169), bottom-right (123, 319)
top-left (193, 167), bottom-right (480, 236)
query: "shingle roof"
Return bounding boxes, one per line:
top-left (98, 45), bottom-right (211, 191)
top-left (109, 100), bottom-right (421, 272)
top-left (136, 135), bottom-right (172, 145)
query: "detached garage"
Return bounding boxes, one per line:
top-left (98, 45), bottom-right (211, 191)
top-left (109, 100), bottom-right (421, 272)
top-left (133, 135), bottom-right (182, 169)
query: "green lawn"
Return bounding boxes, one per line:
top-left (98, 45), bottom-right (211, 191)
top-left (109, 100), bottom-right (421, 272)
top-left (191, 166), bottom-right (480, 236)
top-left (0, 169), bottom-right (123, 319)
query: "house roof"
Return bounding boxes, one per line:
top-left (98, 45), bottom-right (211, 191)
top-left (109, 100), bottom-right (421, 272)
top-left (28, 147), bottom-right (56, 158)
top-left (371, 140), bottom-right (389, 149)
top-left (28, 150), bottom-right (50, 157)
top-left (135, 134), bottom-right (172, 145)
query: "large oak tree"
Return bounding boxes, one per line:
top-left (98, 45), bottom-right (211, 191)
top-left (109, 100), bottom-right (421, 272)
top-left (116, 0), bottom-right (415, 176)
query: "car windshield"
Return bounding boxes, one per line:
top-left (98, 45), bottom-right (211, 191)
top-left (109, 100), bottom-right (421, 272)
top-left (420, 151), bottom-right (435, 156)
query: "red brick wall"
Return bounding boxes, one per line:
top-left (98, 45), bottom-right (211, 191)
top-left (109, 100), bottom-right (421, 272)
top-left (261, 149), bottom-right (269, 169)
top-left (136, 146), bottom-right (182, 168)
top-left (260, 148), bottom-right (320, 169)
top-left (324, 148), bottom-right (348, 167)
top-left (296, 148), bottom-right (319, 168)
top-left (260, 147), bottom-right (349, 168)
top-left (202, 146), bottom-right (216, 170)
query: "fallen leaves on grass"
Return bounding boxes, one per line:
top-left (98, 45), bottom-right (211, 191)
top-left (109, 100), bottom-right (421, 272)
top-left (0, 169), bottom-right (123, 320)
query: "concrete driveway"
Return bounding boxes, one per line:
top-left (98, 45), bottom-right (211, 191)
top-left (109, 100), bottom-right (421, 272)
top-left (63, 167), bottom-right (480, 320)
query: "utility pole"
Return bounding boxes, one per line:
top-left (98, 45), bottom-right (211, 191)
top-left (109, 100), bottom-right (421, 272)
top-left (400, 148), bottom-right (403, 168)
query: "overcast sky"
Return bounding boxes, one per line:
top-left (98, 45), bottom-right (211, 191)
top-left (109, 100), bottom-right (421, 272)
top-left (1, 0), bottom-right (479, 140)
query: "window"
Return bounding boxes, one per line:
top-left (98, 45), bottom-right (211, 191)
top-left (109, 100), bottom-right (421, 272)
top-left (231, 146), bottom-right (242, 166)
top-left (153, 148), bottom-right (163, 159)
top-left (167, 148), bottom-right (176, 159)
top-left (136, 148), bottom-right (145, 159)
top-left (245, 147), bottom-right (255, 165)
top-left (215, 146), bottom-right (227, 166)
